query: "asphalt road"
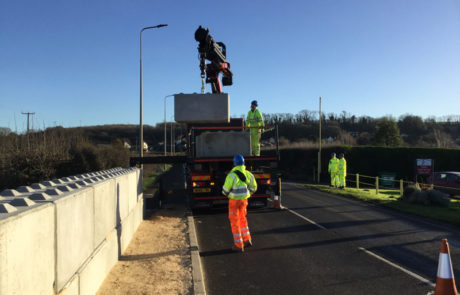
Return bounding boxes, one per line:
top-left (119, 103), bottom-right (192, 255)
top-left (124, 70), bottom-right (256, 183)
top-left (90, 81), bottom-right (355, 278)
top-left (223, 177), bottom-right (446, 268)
top-left (193, 182), bottom-right (460, 295)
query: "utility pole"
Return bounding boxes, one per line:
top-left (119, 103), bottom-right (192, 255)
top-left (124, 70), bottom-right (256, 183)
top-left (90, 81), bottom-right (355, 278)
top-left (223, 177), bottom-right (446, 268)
top-left (21, 112), bottom-right (35, 134)
top-left (317, 97), bottom-right (322, 183)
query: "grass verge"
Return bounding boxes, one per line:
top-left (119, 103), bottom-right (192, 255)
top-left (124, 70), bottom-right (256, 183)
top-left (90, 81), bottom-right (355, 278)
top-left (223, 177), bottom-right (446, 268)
top-left (304, 184), bottom-right (460, 227)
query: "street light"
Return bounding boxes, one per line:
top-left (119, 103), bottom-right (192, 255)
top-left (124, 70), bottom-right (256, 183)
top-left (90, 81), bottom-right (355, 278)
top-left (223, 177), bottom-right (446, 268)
top-left (139, 24), bottom-right (168, 168)
top-left (164, 94), bottom-right (175, 157)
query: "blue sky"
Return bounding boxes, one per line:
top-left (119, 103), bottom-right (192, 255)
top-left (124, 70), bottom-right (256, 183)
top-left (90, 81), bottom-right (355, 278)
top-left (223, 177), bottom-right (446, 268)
top-left (1, 0), bottom-right (459, 133)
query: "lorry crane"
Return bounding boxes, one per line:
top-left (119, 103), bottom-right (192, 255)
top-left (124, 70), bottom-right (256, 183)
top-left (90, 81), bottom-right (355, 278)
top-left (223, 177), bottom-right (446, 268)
top-left (195, 26), bottom-right (233, 93)
top-left (130, 26), bottom-right (282, 209)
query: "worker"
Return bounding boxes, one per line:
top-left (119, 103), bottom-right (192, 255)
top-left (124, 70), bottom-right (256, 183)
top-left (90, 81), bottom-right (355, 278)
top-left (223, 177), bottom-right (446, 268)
top-left (338, 153), bottom-right (347, 189)
top-left (246, 100), bottom-right (264, 156)
top-left (328, 152), bottom-right (339, 188)
top-left (222, 154), bottom-right (257, 252)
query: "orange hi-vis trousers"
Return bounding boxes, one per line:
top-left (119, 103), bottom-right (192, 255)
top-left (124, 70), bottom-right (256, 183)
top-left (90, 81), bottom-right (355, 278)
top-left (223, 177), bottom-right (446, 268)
top-left (228, 199), bottom-right (251, 249)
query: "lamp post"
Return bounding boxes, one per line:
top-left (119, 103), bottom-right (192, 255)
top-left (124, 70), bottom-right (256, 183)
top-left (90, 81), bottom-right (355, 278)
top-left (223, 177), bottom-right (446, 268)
top-left (139, 24), bottom-right (167, 169)
top-left (164, 94), bottom-right (175, 157)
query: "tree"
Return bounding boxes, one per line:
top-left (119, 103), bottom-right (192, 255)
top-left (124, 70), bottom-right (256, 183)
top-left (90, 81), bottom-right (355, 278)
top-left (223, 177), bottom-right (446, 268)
top-left (373, 117), bottom-right (402, 146)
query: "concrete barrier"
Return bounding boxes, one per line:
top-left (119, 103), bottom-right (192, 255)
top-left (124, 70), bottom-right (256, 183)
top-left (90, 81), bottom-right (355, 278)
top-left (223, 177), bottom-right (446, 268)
top-left (0, 167), bottom-right (143, 295)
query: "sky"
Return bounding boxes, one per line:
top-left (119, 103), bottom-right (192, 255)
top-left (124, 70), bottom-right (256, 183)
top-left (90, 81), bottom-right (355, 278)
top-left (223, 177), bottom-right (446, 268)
top-left (1, 0), bottom-right (460, 133)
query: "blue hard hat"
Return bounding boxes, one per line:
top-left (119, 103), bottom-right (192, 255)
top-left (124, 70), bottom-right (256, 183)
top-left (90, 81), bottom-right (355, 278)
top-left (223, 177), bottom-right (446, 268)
top-left (233, 154), bottom-right (245, 166)
top-left (251, 100), bottom-right (258, 106)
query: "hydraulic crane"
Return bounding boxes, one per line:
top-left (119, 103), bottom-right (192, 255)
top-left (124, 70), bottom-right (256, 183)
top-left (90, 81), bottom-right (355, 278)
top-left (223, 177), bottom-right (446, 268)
top-left (195, 26), bottom-right (233, 93)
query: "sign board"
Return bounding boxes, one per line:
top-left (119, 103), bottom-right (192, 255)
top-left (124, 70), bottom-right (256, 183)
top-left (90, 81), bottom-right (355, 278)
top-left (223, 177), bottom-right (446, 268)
top-left (416, 159), bottom-right (433, 175)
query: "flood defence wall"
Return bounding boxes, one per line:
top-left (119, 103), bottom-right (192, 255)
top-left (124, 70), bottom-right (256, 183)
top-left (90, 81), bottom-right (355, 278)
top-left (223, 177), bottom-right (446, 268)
top-left (0, 167), bottom-right (143, 295)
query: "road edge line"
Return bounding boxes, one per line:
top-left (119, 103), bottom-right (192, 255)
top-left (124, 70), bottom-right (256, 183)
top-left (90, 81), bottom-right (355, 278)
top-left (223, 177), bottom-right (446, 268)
top-left (358, 247), bottom-right (435, 288)
top-left (282, 205), bottom-right (327, 230)
top-left (187, 213), bottom-right (207, 295)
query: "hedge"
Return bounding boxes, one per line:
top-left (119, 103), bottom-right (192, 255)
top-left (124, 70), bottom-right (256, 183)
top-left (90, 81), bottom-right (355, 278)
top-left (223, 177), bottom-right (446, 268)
top-left (279, 146), bottom-right (460, 182)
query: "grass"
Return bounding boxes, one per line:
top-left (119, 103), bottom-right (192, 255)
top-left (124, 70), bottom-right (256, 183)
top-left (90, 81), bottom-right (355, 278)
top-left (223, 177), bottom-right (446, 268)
top-left (142, 164), bottom-right (171, 191)
top-left (304, 184), bottom-right (460, 227)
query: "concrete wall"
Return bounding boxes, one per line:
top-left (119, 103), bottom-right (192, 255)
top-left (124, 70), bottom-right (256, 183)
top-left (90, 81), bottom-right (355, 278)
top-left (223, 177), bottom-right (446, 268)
top-left (0, 167), bottom-right (143, 295)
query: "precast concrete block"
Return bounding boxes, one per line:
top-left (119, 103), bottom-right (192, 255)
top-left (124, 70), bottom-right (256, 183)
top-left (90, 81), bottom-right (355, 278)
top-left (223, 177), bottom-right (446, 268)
top-left (115, 174), bottom-right (130, 222)
top-left (0, 203), bottom-right (55, 295)
top-left (45, 188), bottom-right (65, 196)
top-left (195, 131), bottom-right (251, 158)
top-left (56, 185), bottom-right (74, 192)
top-left (93, 179), bottom-right (117, 247)
top-left (78, 230), bottom-right (118, 295)
top-left (174, 93), bottom-right (230, 123)
top-left (0, 189), bottom-right (21, 197)
top-left (119, 209), bottom-right (136, 254)
top-left (76, 180), bottom-right (91, 186)
top-left (52, 179), bottom-right (65, 185)
top-left (54, 188), bottom-right (95, 292)
top-left (127, 171), bottom-right (138, 213)
top-left (68, 183), bottom-right (82, 190)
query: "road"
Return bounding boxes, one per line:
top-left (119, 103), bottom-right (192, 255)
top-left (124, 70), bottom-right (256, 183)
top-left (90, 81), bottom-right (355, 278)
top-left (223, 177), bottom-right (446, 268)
top-left (193, 182), bottom-right (460, 295)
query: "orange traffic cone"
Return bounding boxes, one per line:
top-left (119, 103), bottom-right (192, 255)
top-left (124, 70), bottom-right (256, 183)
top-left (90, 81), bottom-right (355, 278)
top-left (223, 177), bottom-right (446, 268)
top-left (273, 195), bottom-right (280, 209)
top-left (434, 239), bottom-right (458, 295)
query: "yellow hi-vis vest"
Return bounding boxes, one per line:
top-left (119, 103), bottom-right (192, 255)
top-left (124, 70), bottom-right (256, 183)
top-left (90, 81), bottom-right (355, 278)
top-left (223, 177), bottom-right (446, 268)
top-left (246, 109), bottom-right (264, 133)
top-left (328, 157), bottom-right (339, 173)
top-left (338, 158), bottom-right (347, 175)
top-left (222, 165), bottom-right (257, 200)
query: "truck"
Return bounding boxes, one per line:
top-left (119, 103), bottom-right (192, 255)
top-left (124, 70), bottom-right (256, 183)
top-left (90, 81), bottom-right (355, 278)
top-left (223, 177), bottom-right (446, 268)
top-left (131, 26), bottom-right (282, 209)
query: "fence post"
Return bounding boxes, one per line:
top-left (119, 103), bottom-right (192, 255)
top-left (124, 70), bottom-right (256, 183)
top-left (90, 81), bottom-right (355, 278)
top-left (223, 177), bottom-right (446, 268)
top-left (400, 179), bottom-right (403, 197)
top-left (375, 176), bottom-right (379, 194)
top-left (356, 174), bottom-right (359, 189)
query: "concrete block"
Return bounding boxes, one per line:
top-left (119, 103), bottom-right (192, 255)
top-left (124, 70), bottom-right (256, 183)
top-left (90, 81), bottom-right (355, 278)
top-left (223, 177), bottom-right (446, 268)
top-left (115, 174), bottom-right (130, 222)
top-left (127, 171), bottom-right (138, 213)
top-left (0, 203), bottom-right (55, 295)
top-left (78, 230), bottom-right (118, 295)
top-left (119, 209), bottom-right (135, 254)
top-left (42, 180), bottom-right (56, 187)
top-left (174, 93), bottom-right (230, 123)
top-left (93, 179), bottom-right (116, 247)
top-left (45, 188), bottom-right (64, 196)
top-left (56, 185), bottom-right (74, 192)
top-left (195, 131), bottom-right (251, 158)
top-left (54, 188), bottom-right (95, 292)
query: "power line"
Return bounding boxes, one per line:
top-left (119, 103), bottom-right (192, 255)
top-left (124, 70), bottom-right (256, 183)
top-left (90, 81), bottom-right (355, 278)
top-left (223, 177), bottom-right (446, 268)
top-left (21, 112), bottom-right (35, 134)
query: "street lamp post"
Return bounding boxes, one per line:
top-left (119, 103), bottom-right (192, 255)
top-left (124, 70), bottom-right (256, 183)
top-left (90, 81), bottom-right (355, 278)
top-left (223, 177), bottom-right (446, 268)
top-left (164, 94), bottom-right (175, 157)
top-left (139, 24), bottom-right (167, 169)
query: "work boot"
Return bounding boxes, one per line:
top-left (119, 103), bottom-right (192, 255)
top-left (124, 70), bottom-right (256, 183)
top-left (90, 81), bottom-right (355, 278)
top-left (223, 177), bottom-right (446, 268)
top-left (244, 240), bottom-right (253, 248)
top-left (231, 245), bottom-right (244, 252)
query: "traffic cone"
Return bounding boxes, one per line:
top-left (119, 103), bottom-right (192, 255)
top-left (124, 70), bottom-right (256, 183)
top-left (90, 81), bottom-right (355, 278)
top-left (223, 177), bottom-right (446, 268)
top-left (273, 195), bottom-right (281, 209)
top-left (434, 239), bottom-right (458, 295)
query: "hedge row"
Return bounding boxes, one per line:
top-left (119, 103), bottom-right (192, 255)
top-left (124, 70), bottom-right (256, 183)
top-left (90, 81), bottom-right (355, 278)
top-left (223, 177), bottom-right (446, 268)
top-left (279, 146), bottom-right (460, 182)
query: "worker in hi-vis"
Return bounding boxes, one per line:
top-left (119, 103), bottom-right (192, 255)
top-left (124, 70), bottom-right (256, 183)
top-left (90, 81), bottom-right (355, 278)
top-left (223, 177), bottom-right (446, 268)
top-left (246, 100), bottom-right (264, 156)
top-left (328, 152), bottom-right (339, 188)
top-left (338, 153), bottom-right (347, 189)
top-left (222, 154), bottom-right (257, 252)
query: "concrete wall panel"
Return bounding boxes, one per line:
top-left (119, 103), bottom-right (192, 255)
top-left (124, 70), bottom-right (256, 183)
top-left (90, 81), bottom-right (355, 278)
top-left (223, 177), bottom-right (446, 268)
top-left (93, 179), bottom-right (116, 247)
top-left (0, 204), bottom-right (55, 295)
top-left (115, 174), bottom-right (130, 222)
top-left (79, 230), bottom-right (118, 295)
top-left (55, 188), bottom-right (95, 291)
top-left (174, 93), bottom-right (230, 123)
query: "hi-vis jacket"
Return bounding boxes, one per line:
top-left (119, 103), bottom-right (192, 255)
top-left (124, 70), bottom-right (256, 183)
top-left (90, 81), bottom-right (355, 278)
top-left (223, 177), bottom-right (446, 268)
top-left (246, 109), bottom-right (264, 133)
top-left (338, 158), bottom-right (347, 175)
top-left (222, 165), bottom-right (257, 200)
top-left (328, 157), bottom-right (339, 173)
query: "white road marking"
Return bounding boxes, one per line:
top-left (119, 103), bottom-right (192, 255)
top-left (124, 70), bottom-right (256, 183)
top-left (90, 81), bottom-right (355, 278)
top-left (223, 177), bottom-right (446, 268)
top-left (358, 247), bottom-right (436, 288)
top-left (281, 205), bottom-right (327, 230)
